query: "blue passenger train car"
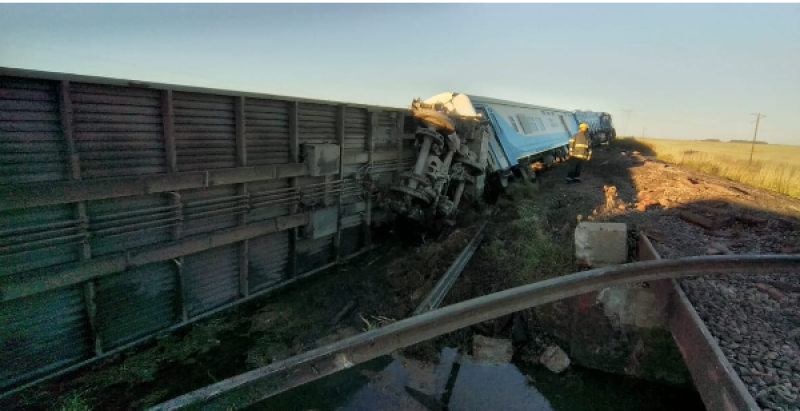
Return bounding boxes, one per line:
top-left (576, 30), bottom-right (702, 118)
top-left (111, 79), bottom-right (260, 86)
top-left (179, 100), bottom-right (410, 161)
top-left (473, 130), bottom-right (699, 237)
top-left (573, 110), bottom-right (616, 146)
top-left (423, 93), bottom-right (577, 188)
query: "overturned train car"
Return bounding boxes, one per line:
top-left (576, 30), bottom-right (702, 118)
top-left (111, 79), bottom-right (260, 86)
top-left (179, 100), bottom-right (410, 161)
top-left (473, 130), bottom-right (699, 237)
top-left (381, 92), bottom-right (578, 224)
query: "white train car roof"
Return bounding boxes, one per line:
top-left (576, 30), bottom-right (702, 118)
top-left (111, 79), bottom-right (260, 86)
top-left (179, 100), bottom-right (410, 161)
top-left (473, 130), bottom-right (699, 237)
top-left (423, 92), bottom-right (576, 172)
top-left (423, 92), bottom-right (574, 115)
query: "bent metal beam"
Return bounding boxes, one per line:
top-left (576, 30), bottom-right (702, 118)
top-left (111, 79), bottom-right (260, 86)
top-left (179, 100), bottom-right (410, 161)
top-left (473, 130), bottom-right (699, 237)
top-left (149, 254), bottom-right (800, 411)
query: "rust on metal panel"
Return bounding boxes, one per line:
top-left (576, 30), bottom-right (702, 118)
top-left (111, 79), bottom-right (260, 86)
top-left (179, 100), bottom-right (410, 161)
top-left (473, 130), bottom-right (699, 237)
top-left (642, 234), bottom-right (759, 411)
top-left (148, 255), bottom-right (800, 411)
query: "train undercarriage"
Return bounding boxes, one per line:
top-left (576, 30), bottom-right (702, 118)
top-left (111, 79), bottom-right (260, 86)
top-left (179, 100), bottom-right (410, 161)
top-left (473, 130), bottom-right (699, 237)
top-left (379, 99), bottom-right (488, 227)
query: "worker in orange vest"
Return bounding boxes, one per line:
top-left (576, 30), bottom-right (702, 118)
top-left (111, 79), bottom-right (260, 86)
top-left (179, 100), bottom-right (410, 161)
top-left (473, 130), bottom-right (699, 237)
top-left (567, 123), bottom-right (592, 183)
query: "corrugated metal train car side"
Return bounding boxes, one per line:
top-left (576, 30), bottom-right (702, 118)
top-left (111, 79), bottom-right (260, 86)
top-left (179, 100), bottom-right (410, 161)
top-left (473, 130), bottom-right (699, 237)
top-left (0, 67), bottom-right (415, 392)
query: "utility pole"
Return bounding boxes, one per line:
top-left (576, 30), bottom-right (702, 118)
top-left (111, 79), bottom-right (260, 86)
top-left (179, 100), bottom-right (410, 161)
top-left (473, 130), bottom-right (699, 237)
top-left (749, 113), bottom-right (766, 163)
top-left (641, 126), bottom-right (646, 139)
top-left (621, 109), bottom-right (632, 136)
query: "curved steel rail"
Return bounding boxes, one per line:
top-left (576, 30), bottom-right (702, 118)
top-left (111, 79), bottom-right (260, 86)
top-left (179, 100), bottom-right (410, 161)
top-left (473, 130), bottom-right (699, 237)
top-left (150, 254), bottom-right (800, 411)
top-left (413, 218), bottom-right (489, 315)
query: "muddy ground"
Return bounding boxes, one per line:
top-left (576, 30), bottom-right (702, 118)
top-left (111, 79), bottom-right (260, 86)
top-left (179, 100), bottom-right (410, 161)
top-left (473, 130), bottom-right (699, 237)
top-left (7, 141), bottom-right (800, 411)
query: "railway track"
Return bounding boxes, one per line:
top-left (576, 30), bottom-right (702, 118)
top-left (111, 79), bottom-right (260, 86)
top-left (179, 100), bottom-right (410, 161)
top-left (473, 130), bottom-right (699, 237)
top-left (148, 233), bottom-right (799, 411)
top-left (413, 216), bottom-right (490, 315)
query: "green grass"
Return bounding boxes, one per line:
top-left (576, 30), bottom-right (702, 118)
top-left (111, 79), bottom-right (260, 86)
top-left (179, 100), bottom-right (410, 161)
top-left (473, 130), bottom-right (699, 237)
top-left (481, 188), bottom-right (575, 290)
top-left (54, 392), bottom-right (92, 411)
top-left (612, 137), bottom-right (800, 200)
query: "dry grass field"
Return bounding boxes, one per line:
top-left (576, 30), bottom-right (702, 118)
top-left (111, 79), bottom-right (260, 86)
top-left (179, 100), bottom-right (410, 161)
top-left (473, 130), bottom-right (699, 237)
top-left (612, 138), bottom-right (800, 200)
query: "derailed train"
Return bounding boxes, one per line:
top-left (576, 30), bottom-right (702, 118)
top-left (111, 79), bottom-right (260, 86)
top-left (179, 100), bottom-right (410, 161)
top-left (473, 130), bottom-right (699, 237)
top-left (380, 92), bottom-right (615, 225)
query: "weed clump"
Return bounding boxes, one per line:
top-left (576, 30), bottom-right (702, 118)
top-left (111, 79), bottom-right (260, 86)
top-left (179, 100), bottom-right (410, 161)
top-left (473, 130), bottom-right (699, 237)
top-left (476, 199), bottom-right (575, 294)
top-left (54, 392), bottom-right (92, 411)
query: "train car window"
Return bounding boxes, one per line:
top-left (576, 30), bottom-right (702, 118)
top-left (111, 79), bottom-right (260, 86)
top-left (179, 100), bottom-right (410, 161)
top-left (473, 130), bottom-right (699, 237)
top-left (549, 117), bottom-right (558, 127)
top-left (523, 115), bottom-right (539, 133)
top-left (535, 117), bottom-right (546, 131)
top-left (508, 115), bottom-right (520, 133)
top-left (517, 114), bottom-right (531, 134)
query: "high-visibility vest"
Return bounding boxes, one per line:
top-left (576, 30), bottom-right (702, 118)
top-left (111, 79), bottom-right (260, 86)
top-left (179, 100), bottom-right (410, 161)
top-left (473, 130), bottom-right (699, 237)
top-left (569, 132), bottom-right (592, 160)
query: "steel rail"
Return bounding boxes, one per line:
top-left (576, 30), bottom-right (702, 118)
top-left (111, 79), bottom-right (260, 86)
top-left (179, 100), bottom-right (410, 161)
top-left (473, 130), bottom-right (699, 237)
top-left (149, 254), bottom-right (800, 411)
top-left (641, 234), bottom-right (760, 411)
top-left (413, 219), bottom-right (488, 315)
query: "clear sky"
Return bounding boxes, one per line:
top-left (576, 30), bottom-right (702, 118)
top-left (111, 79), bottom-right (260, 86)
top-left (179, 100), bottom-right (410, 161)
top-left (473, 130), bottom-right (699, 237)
top-left (1, 4), bottom-right (798, 145)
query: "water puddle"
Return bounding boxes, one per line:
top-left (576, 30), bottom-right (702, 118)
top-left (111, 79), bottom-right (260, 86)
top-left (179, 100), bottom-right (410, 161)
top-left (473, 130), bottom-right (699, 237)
top-left (251, 347), bottom-right (704, 411)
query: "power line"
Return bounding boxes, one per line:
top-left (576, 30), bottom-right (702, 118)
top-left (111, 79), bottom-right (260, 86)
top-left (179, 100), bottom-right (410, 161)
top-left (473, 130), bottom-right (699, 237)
top-left (749, 113), bottom-right (766, 163)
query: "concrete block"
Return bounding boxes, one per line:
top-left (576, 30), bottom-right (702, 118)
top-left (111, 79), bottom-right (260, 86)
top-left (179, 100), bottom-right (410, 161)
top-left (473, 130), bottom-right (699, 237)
top-left (472, 335), bottom-right (513, 365)
top-left (596, 287), bottom-right (667, 328)
top-left (575, 222), bottom-right (627, 267)
top-left (540, 345), bottom-right (571, 373)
